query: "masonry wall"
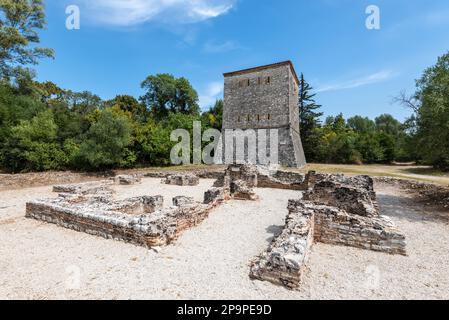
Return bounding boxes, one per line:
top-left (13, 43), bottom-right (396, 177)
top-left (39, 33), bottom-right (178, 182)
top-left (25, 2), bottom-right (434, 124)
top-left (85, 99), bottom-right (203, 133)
top-left (222, 64), bottom-right (306, 167)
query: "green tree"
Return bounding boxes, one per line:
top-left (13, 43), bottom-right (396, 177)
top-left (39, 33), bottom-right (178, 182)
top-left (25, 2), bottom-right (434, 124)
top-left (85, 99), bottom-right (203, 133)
top-left (375, 114), bottom-right (401, 136)
top-left (106, 95), bottom-right (147, 121)
top-left (347, 116), bottom-right (376, 134)
top-left (201, 99), bottom-right (223, 130)
top-left (75, 110), bottom-right (132, 169)
top-left (140, 74), bottom-right (200, 119)
top-left (298, 74), bottom-right (323, 161)
top-left (397, 52), bottom-right (449, 169)
top-left (2, 110), bottom-right (67, 172)
top-left (0, 0), bottom-right (54, 81)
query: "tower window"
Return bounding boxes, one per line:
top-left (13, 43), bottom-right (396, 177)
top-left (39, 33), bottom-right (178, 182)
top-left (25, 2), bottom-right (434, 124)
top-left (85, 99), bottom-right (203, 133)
top-left (257, 114), bottom-right (260, 121)
top-left (247, 79), bottom-right (250, 86)
top-left (267, 114), bottom-right (271, 120)
top-left (258, 77), bottom-right (262, 85)
top-left (265, 76), bottom-right (271, 84)
top-left (247, 115), bottom-right (250, 122)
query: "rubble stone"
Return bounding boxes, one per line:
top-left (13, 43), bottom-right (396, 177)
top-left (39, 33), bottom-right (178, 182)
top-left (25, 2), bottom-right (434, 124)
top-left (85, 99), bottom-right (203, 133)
top-left (250, 203), bottom-right (314, 289)
top-left (163, 174), bottom-right (200, 186)
top-left (204, 187), bottom-right (230, 205)
top-left (303, 173), bottom-right (378, 217)
top-left (230, 180), bottom-right (259, 201)
top-left (173, 196), bottom-right (195, 207)
top-left (114, 174), bottom-right (142, 185)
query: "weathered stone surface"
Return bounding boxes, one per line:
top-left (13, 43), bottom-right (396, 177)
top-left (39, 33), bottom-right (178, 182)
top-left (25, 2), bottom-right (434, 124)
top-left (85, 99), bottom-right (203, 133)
top-left (172, 196), bottom-right (195, 207)
top-left (145, 169), bottom-right (225, 180)
top-left (114, 174), bottom-right (142, 185)
top-left (53, 181), bottom-right (114, 196)
top-left (292, 200), bottom-right (407, 255)
top-left (257, 167), bottom-right (307, 190)
top-left (250, 203), bottom-right (314, 289)
top-left (222, 61), bottom-right (306, 167)
top-left (230, 180), bottom-right (259, 201)
top-left (26, 180), bottom-right (224, 248)
top-left (303, 173), bottom-right (378, 217)
top-left (163, 174), bottom-right (200, 186)
top-left (204, 187), bottom-right (230, 205)
top-left (250, 172), bottom-right (406, 289)
top-left (214, 165), bottom-right (259, 200)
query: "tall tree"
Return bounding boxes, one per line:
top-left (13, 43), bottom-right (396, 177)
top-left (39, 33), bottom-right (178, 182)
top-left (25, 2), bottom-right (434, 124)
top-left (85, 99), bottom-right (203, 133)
top-left (105, 95), bottom-right (146, 121)
top-left (140, 74), bottom-right (200, 120)
top-left (414, 52), bottom-right (449, 170)
top-left (298, 73), bottom-right (323, 161)
top-left (0, 0), bottom-right (54, 82)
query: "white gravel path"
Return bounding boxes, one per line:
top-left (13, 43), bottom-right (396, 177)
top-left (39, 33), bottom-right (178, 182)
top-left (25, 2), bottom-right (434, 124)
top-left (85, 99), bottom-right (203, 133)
top-left (0, 179), bottom-right (448, 300)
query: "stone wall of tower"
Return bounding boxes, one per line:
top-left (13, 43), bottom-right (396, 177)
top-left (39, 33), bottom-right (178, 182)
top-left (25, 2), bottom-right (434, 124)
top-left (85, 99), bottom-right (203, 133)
top-left (222, 63), bottom-right (306, 167)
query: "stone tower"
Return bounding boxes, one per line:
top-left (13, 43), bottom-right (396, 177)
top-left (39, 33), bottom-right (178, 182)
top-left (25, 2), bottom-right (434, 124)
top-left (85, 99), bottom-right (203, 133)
top-left (222, 61), bottom-right (307, 167)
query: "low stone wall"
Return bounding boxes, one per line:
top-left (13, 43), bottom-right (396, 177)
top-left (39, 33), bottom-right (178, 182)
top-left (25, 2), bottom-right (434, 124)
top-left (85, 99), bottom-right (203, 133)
top-left (26, 181), bottom-right (226, 248)
top-left (303, 174), bottom-right (378, 217)
top-left (250, 205), bottom-right (314, 289)
top-left (26, 198), bottom-right (214, 247)
top-left (295, 201), bottom-right (407, 255)
top-left (250, 170), bottom-right (407, 289)
top-left (257, 168), bottom-right (308, 190)
top-left (113, 174), bottom-right (142, 185)
top-left (163, 174), bottom-right (200, 186)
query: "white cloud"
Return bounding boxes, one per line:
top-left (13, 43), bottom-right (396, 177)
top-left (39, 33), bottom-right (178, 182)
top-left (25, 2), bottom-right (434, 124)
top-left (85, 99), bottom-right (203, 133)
top-left (316, 70), bottom-right (396, 93)
top-left (81, 0), bottom-right (235, 26)
top-left (199, 81), bottom-right (223, 109)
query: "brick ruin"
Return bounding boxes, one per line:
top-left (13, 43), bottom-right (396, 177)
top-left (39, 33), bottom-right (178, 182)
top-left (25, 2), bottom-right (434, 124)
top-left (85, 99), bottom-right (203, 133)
top-left (162, 174), bottom-right (200, 186)
top-left (26, 176), bottom-right (230, 248)
top-left (25, 167), bottom-right (407, 290)
top-left (250, 172), bottom-right (407, 289)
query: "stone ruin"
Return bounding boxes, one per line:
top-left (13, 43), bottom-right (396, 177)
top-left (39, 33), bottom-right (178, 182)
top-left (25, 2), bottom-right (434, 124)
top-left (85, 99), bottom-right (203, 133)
top-left (163, 174), bottom-right (200, 186)
top-left (113, 174), bottom-right (142, 185)
top-left (250, 172), bottom-right (407, 289)
top-left (26, 178), bottom-right (228, 248)
top-left (25, 165), bottom-right (407, 290)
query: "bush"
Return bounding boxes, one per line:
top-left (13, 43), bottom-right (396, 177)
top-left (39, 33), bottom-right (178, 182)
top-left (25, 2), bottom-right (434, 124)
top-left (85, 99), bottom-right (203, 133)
top-left (75, 110), bottom-right (132, 170)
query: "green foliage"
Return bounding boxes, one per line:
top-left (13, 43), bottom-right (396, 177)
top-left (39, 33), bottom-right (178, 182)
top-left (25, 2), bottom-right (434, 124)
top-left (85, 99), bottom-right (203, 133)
top-left (0, 0), bottom-right (54, 82)
top-left (75, 110), bottom-right (132, 170)
top-left (105, 95), bottom-right (147, 121)
top-left (140, 73), bottom-right (200, 120)
top-left (412, 52), bottom-right (449, 170)
top-left (298, 74), bottom-right (323, 161)
top-left (201, 99), bottom-right (223, 130)
top-left (1, 110), bottom-right (67, 172)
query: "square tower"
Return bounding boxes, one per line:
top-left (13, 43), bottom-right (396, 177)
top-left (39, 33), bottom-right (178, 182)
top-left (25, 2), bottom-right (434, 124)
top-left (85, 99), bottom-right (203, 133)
top-left (222, 61), bottom-right (306, 167)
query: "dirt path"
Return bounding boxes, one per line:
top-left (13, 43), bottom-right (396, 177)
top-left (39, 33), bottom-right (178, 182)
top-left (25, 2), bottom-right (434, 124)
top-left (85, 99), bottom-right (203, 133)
top-left (0, 179), bottom-right (448, 299)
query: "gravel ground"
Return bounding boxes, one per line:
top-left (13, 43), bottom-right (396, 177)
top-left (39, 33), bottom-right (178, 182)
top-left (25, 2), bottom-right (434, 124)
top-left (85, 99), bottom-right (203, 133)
top-left (0, 178), bottom-right (448, 300)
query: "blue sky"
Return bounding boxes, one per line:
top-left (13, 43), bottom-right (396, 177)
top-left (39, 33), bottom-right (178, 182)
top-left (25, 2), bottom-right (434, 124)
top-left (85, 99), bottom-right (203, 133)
top-left (35, 0), bottom-right (449, 121)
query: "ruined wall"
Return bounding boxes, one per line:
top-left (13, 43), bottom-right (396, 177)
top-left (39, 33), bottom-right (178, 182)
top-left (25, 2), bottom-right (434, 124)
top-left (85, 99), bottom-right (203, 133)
top-left (26, 181), bottom-right (227, 249)
top-left (250, 203), bottom-right (314, 289)
top-left (293, 201), bottom-right (407, 256)
top-left (250, 169), bottom-right (407, 289)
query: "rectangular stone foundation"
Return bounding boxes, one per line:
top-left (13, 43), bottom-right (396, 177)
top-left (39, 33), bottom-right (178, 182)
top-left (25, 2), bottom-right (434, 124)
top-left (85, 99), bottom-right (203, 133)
top-left (26, 182), bottom-right (227, 248)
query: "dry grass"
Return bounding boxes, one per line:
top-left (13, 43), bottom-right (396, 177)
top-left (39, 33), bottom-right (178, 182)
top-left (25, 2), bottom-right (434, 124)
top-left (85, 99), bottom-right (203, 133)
top-left (292, 163), bottom-right (449, 186)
